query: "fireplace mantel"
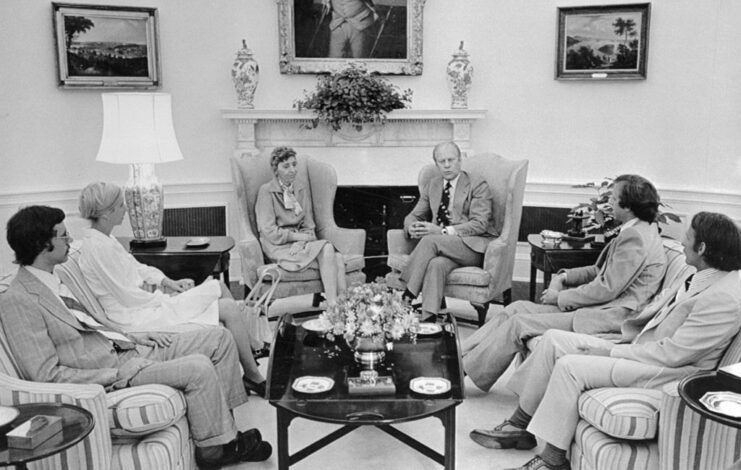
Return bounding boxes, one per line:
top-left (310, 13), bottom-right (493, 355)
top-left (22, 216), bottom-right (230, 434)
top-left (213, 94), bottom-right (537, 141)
top-left (221, 108), bottom-right (486, 186)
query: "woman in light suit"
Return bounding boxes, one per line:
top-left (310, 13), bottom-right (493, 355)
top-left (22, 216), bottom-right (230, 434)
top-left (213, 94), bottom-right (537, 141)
top-left (255, 147), bottom-right (346, 306)
top-left (77, 182), bottom-right (267, 397)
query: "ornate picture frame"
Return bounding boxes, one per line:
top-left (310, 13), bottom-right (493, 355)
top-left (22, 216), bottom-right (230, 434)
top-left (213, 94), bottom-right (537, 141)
top-left (52, 3), bottom-right (160, 88)
top-left (278, 0), bottom-right (426, 75)
top-left (556, 3), bottom-right (650, 80)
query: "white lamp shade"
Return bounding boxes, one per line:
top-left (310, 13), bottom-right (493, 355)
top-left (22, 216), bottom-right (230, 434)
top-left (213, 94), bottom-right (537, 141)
top-left (96, 93), bottom-right (184, 164)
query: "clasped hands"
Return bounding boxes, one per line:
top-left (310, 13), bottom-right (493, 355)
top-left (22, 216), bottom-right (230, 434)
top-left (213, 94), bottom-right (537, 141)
top-left (408, 221), bottom-right (443, 239)
top-left (161, 277), bottom-right (195, 293)
top-left (289, 233), bottom-right (313, 255)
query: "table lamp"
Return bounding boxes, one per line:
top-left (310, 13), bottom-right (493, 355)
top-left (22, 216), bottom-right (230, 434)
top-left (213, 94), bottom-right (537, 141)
top-left (95, 93), bottom-right (184, 248)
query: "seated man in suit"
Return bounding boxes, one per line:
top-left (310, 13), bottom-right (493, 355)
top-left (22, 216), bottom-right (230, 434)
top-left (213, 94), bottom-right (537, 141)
top-left (1, 206), bottom-right (271, 469)
top-left (462, 174), bottom-right (667, 391)
top-left (470, 211), bottom-right (741, 470)
top-left (400, 141), bottom-right (498, 320)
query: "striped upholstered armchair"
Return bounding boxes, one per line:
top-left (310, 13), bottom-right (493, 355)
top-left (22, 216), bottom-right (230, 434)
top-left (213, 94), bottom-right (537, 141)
top-left (0, 254), bottom-right (196, 470)
top-left (568, 245), bottom-right (741, 470)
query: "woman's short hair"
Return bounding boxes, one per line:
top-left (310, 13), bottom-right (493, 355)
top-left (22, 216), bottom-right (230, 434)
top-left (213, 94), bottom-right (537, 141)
top-left (6, 205), bottom-right (65, 266)
top-left (270, 146), bottom-right (297, 172)
top-left (613, 174), bottom-right (660, 223)
top-left (691, 211), bottom-right (741, 271)
top-left (79, 182), bottom-right (124, 221)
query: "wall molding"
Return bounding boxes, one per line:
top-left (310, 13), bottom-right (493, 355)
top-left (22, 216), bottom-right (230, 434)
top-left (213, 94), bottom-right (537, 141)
top-left (2, 180), bottom-right (740, 282)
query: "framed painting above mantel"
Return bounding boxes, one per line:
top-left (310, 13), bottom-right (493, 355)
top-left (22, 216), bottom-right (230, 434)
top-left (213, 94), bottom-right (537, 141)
top-left (52, 3), bottom-right (160, 88)
top-left (278, 0), bottom-right (426, 75)
top-left (556, 3), bottom-right (650, 80)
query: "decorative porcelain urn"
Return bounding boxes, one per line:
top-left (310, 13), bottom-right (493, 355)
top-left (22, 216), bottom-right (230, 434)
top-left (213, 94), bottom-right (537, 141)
top-left (231, 40), bottom-right (259, 109)
top-left (446, 41), bottom-right (473, 109)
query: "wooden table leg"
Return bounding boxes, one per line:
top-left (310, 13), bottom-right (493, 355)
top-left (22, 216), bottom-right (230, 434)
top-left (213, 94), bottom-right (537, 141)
top-left (530, 262), bottom-right (537, 301)
top-left (543, 270), bottom-right (552, 293)
top-left (443, 407), bottom-right (456, 470)
top-left (277, 408), bottom-right (293, 470)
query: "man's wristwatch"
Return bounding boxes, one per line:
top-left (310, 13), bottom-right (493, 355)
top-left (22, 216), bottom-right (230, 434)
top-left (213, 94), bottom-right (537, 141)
top-left (441, 227), bottom-right (449, 235)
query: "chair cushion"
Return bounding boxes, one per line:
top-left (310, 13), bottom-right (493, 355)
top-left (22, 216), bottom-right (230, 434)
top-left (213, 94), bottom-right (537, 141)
top-left (257, 254), bottom-right (365, 282)
top-left (111, 415), bottom-right (193, 470)
top-left (387, 253), bottom-right (409, 272)
top-left (578, 387), bottom-right (663, 440)
top-left (107, 384), bottom-right (187, 437)
top-left (446, 266), bottom-right (491, 287)
top-left (571, 419), bottom-right (659, 470)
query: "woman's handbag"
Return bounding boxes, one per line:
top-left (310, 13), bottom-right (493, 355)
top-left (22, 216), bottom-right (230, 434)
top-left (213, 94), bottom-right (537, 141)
top-left (242, 265), bottom-right (281, 350)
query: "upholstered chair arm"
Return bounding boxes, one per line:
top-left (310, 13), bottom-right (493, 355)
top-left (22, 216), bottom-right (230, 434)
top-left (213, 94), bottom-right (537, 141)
top-left (387, 229), bottom-right (416, 256)
top-left (657, 381), bottom-right (740, 470)
top-left (0, 372), bottom-right (113, 470)
top-left (236, 237), bottom-right (264, 290)
top-left (482, 238), bottom-right (509, 289)
top-left (318, 226), bottom-right (366, 255)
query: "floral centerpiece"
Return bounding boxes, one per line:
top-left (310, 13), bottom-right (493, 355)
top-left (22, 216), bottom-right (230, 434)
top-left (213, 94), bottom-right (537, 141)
top-left (319, 281), bottom-right (418, 364)
top-left (294, 64), bottom-right (413, 132)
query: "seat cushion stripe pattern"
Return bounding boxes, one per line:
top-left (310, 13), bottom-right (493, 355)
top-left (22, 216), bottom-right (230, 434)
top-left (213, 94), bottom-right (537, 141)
top-left (571, 420), bottom-right (658, 470)
top-left (578, 388), bottom-right (662, 440)
top-left (111, 416), bottom-right (193, 470)
top-left (658, 393), bottom-right (741, 470)
top-left (107, 385), bottom-right (187, 437)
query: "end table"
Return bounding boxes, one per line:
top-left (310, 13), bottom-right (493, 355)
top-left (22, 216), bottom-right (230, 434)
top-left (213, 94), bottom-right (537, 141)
top-left (118, 236), bottom-right (235, 286)
top-left (0, 403), bottom-right (94, 470)
top-left (527, 234), bottom-right (602, 301)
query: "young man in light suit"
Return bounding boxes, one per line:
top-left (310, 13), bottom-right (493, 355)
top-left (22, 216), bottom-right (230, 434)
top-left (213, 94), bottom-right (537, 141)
top-left (473, 212), bottom-right (741, 470)
top-left (462, 174), bottom-right (667, 391)
top-left (0, 206), bottom-right (271, 469)
top-left (400, 141), bottom-right (498, 320)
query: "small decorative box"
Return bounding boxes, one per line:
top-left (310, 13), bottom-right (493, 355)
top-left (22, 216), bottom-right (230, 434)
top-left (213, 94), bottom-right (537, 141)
top-left (6, 415), bottom-right (63, 449)
top-left (348, 373), bottom-right (396, 396)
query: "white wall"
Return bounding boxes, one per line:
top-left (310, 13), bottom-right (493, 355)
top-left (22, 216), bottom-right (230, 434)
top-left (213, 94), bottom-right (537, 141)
top-left (2, 0), bottom-right (740, 279)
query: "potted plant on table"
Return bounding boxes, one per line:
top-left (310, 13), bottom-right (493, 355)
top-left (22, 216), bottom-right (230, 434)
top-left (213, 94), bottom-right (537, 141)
top-left (294, 64), bottom-right (413, 132)
top-left (570, 177), bottom-right (681, 245)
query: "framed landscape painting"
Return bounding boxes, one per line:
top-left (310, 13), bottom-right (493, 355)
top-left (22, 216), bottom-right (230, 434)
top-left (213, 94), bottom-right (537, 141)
top-left (53, 3), bottom-right (160, 88)
top-left (278, 0), bottom-right (425, 75)
top-left (556, 3), bottom-right (650, 80)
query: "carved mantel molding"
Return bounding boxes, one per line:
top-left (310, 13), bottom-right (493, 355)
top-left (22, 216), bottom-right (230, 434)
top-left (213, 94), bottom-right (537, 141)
top-left (221, 108), bottom-right (487, 186)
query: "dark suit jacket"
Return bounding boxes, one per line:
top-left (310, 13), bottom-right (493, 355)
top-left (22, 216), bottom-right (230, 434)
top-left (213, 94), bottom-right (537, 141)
top-left (0, 267), bottom-right (148, 387)
top-left (403, 170), bottom-right (498, 253)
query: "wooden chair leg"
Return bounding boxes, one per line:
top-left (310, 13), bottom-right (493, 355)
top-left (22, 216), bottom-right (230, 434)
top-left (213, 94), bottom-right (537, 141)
top-left (471, 303), bottom-right (489, 328)
top-left (502, 288), bottom-right (512, 306)
top-left (312, 293), bottom-right (324, 307)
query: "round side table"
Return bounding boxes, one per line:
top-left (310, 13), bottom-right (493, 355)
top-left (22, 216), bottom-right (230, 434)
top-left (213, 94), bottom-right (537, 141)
top-left (0, 403), bottom-right (94, 470)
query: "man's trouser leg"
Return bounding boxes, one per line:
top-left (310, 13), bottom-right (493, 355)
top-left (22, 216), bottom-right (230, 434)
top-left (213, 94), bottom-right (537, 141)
top-left (508, 329), bottom-right (617, 415)
top-left (131, 327), bottom-right (248, 447)
top-left (401, 235), bottom-right (482, 311)
top-left (461, 308), bottom-right (575, 392)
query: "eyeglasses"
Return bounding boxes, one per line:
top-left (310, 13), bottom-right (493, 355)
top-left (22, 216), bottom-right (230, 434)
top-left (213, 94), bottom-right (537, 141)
top-left (55, 234), bottom-right (73, 243)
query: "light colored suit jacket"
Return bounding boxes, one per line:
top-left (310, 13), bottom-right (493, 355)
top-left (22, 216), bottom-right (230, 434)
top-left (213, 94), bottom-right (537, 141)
top-left (403, 170), bottom-right (498, 253)
top-left (611, 270), bottom-right (741, 376)
top-left (559, 221), bottom-right (666, 331)
top-left (0, 267), bottom-right (148, 387)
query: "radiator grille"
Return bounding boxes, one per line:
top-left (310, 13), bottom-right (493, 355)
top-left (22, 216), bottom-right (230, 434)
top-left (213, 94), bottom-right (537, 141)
top-left (162, 206), bottom-right (226, 237)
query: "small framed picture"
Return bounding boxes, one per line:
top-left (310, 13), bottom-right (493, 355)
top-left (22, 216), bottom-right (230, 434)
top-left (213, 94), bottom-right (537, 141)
top-left (556, 3), bottom-right (650, 80)
top-left (52, 3), bottom-right (160, 88)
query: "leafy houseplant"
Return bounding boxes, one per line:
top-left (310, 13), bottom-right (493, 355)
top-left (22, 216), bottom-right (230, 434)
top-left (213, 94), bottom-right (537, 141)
top-left (294, 64), bottom-right (412, 132)
top-left (570, 178), bottom-right (681, 238)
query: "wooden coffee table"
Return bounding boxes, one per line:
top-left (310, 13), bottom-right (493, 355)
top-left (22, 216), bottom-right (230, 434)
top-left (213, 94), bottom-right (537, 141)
top-left (0, 403), bottom-right (94, 470)
top-left (266, 314), bottom-right (465, 469)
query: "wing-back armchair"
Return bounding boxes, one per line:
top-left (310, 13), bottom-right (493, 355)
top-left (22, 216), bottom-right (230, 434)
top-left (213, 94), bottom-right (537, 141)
top-left (385, 153), bottom-right (529, 326)
top-left (0, 254), bottom-right (195, 470)
top-left (230, 153), bottom-right (366, 312)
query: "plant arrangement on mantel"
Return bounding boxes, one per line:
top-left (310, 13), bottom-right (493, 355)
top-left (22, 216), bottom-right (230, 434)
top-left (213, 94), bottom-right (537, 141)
top-left (294, 63), bottom-right (412, 132)
top-left (570, 177), bottom-right (682, 239)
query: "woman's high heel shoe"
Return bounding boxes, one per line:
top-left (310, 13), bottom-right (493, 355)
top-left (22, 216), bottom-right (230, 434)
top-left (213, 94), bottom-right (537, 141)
top-left (243, 376), bottom-right (267, 398)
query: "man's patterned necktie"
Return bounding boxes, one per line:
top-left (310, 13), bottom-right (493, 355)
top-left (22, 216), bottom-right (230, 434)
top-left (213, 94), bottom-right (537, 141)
top-left (436, 181), bottom-right (452, 227)
top-left (59, 295), bottom-right (136, 350)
